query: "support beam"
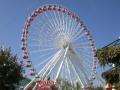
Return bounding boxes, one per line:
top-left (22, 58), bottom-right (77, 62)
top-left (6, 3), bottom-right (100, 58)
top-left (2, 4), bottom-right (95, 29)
top-left (66, 58), bottom-right (73, 85)
top-left (68, 58), bottom-right (84, 88)
top-left (55, 46), bottom-right (69, 80)
top-left (23, 50), bottom-right (61, 90)
top-left (43, 50), bottom-right (63, 80)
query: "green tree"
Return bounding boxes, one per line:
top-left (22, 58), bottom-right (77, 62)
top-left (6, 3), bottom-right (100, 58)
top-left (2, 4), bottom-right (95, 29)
top-left (52, 77), bottom-right (81, 90)
top-left (96, 46), bottom-right (120, 67)
top-left (76, 81), bottom-right (81, 90)
top-left (96, 45), bottom-right (120, 89)
top-left (0, 47), bottom-right (23, 90)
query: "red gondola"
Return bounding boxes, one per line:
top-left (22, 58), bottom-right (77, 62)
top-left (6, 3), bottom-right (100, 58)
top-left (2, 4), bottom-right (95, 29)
top-left (25, 63), bottom-right (32, 67)
top-left (23, 55), bottom-right (28, 59)
top-left (21, 46), bottom-right (26, 50)
top-left (29, 70), bottom-right (36, 76)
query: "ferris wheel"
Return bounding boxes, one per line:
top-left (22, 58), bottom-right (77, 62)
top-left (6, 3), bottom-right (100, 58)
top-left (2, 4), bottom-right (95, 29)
top-left (21, 4), bottom-right (97, 89)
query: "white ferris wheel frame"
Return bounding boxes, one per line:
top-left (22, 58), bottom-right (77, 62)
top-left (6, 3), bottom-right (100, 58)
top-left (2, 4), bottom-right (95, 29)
top-left (21, 4), bottom-right (97, 90)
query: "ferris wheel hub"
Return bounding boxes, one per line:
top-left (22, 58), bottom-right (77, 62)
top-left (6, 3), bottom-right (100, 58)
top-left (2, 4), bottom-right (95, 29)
top-left (58, 38), bottom-right (70, 49)
top-left (62, 41), bottom-right (69, 49)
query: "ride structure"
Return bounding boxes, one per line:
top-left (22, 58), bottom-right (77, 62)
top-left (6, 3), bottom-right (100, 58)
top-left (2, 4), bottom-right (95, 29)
top-left (21, 4), bottom-right (98, 90)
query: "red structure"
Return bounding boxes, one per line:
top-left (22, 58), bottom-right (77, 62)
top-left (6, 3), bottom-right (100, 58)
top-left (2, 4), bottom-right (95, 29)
top-left (36, 80), bottom-right (55, 90)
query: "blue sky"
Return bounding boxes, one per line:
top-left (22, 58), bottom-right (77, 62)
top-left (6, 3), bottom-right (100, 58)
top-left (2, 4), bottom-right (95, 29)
top-left (0, 0), bottom-right (120, 56)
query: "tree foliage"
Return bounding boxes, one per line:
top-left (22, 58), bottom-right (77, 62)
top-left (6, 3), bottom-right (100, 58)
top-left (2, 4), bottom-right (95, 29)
top-left (0, 47), bottom-right (23, 90)
top-left (102, 69), bottom-right (119, 83)
top-left (96, 46), bottom-right (120, 66)
top-left (51, 77), bottom-right (103, 90)
top-left (51, 77), bottom-right (81, 90)
top-left (96, 45), bottom-right (120, 87)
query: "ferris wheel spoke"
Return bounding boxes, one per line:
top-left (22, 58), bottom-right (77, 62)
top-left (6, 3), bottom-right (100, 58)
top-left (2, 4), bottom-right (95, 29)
top-left (38, 58), bottom-right (57, 77)
top-left (80, 52), bottom-right (91, 58)
top-left (69, 18), bottom-right (77, 39)
top-left (61, 13), bottom-right (65, 29)
top-left (40, 14), bottom-right (54, 35)
top-left (34, 57), bottom-right (51, 68)
top-left (64, 13), bottom-right (68, 38)
top-left (67, 59), bottom-right (80, 81)
top-left (71, 23), bottom-right (81, 38)
top-left (44, 51), bottom-right (64, 80)
top-left (53, 12), bottom-right (63, 35)
top-left (47, 12), bottom-right (58, 34)
top-left (30, 47), bottom-right (58, 52)
top-left (42, 58), bottom-right (59, 79)
top-left (74, 54), bottom-right (89, 77)
top-left (28, 38), bottom-right (42, 42)
top-left (68, 18), bottom-right (73, 36)
top-left (70, 22), bottom-right (77, 39)
top-left (31, 19), bottom-right (45, 32)
top-left (55, 46), bottom-right (69, 80)
top-left (58, 11), bottom-right (67, 35)
top-left (73, 32), bottom-right (86, 41)
top-left (53, 11), bottom-right (59, 29)
top-left (73, 42), bottom-right (90, 47)
top-left (57, 11), bottom-right (62, 30)
top-left (34, 49), bottom-right (60, 68)
top-left (29, 48), bottom-right (58, 55)
top-left (30, 43), bottom-right (52, 48)
top-left (78, 61), bottom-right (92, 81)
top-left (47, 11), bottom-right (63, 37)
top-left (44, 12), bottom-right (58, 33)
top-left (40, 12), bottom-right (55, 31)
top-left (62, 12), bottom-right (68, 36)
top-left (71, 58), bottom-right (90, 85)
top-left (74, 41), bottom-right (91, 46)
top-left (69, 60), bottom-right (86, 87)
top-left (73, 42), bottom-right (90, 48)
top-left (72, 29), bottom-right (84, 41)
top-left (63, 13), bottom-right (69, 38)
top-left (67, 16), bottom-right (73, 38)
top-left (77, 50), bottom-right (94, 59)
top-left (36, 50), bottom-right (62, 77)
top-left (23, 50), bottom-right (60, 90)
top-left (35, 15), bottom-right (54, 38)
top-left (72, 24), bottom-right (83, 37)
top-left (23, 53), bottom-right (60, 89)
top-left (30, 53), bottom-right (58, 62)
top-left (29, 18), bottom-right (54, 38)
top-left (70, 48), bottom-right (92, 80)
top-left (75, 46), bottom-right (92, 49)
top-left (76, 47), bottom-right (93, 53)
top-left (30, 23), bottom-right (55, 42)
top-left (27, 32), bottom-right (40, 40)
top-left (65, 58), bottom-right (73, 84)
top-left (41, 50), bottom-right (63, 79)
top-left (51, 13), bottom-right (64, 37)
top-left (68, 58), bottom-right (85, 88)
top-left (76, 50), bottom-right (94, 65)
top-left (77, 65), bottom-right (90, 85)
top-left (80, 58), bottom-right (93, 70)
top-left (28, 32), bottom-right (54, 45)
top-left (29, 51), bottom-right (59, 63)
top-left (29, 21), bottom-right (42, 32)
top-left (61, 12), bottom-right (65, 33)
top-left (55, 12), bottom-right (63, 36)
